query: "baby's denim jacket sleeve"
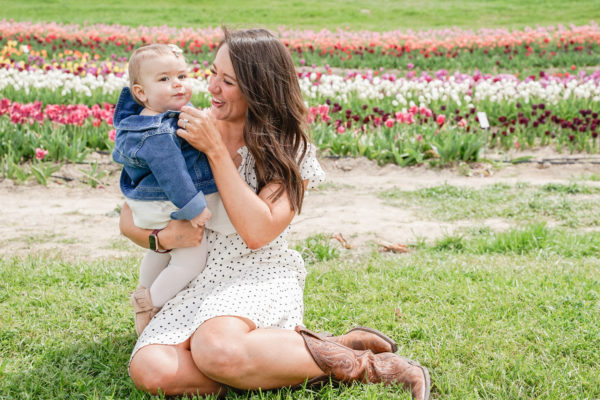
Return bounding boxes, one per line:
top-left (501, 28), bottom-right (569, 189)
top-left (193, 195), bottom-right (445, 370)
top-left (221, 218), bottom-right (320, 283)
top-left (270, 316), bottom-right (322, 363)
top-left (137, 133), bottom-right (207, 220)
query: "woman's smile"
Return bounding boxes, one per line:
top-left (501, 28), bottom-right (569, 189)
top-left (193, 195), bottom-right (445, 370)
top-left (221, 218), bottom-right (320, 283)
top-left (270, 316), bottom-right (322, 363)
top-left (211, 98), bottom-right (225, 107)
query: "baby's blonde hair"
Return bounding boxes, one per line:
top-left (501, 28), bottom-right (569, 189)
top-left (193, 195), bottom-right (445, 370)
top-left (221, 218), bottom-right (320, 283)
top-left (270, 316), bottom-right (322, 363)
top-left (128, 44), bottom-right (185, 105)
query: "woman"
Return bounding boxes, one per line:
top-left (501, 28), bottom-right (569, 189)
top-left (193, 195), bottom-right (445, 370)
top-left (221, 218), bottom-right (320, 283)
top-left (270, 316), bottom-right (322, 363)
top-left (119, 28), bottom-right (430, 399)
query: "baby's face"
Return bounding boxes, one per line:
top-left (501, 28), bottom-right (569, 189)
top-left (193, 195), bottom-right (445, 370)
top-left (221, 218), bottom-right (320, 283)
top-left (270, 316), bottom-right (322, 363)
top-left (136, 54), bottom-right (192, 114)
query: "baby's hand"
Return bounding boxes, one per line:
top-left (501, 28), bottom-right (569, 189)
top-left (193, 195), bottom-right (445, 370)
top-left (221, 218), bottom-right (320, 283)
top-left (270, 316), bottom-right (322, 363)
top-left (190, 207), bottom-right (211, 228)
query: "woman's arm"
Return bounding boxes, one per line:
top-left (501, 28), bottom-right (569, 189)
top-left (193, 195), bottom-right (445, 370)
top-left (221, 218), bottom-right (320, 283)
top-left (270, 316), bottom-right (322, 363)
top-left (177, 107), bottom-right (302, 249)
top-left (119, 202), bottom-right (205, 250)
top-left (207, 148), bottom-right (304, 249)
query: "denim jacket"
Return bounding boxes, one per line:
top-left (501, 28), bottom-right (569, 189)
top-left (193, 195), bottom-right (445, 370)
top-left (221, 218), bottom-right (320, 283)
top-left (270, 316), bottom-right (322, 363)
top-left (112, 87), bottom-right (217, 221)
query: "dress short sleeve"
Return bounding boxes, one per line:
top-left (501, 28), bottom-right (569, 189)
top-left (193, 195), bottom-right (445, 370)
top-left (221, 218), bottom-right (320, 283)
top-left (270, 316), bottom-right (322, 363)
top-left (300, 143), bottom-right (325, 189)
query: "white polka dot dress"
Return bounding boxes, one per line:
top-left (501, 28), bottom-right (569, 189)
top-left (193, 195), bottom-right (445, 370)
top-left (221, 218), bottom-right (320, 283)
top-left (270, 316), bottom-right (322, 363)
top-left (130, 144), bottom-right (325, 359)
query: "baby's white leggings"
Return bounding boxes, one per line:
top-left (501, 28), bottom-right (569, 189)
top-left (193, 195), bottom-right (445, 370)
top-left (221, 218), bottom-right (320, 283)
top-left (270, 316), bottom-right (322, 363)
top-left (138, 231), bottom-right (208, 307)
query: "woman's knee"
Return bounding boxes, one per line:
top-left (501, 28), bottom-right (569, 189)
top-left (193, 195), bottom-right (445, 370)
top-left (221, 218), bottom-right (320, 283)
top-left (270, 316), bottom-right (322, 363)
top-left (129, 346), bottom-right (179, 394)
top-left (191, 319), bottom-right (253, 381)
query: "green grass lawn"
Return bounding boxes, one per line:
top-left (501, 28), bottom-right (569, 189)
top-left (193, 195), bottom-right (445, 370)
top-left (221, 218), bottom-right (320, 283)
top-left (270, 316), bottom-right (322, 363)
top-left (2, 0), bottom-right (599, 31)
top-left (2, 182), bottom-right (599, 399)
top-left (1, 250), bottom-right (598, 399)
top-left (379, 182), bottom-right (600, 229)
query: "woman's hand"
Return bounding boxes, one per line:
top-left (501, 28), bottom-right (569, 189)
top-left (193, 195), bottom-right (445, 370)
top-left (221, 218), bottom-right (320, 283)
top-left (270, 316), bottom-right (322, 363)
top-left (177, 106), bottom-right (224, 157)
top-left (119, 202), bottom-right (205, 250)
top-left (160, 218), bottom-right (206, 249)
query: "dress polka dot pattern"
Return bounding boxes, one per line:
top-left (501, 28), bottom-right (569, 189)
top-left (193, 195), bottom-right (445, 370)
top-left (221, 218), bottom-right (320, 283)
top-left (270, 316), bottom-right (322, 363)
top-left (130, 144), bottom-right (325, 359)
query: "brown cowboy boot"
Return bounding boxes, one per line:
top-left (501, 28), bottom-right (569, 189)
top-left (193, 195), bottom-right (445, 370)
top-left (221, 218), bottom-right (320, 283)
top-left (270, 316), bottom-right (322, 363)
top-left (296, 326), bottom-right (430, 400)
top-left (316, 326), bottom-right (398, 353)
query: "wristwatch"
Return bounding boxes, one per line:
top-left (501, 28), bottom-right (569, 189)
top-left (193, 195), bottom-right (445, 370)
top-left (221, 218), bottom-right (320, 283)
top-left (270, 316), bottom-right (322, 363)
top-left (149, 229), bottom-right (171, 253)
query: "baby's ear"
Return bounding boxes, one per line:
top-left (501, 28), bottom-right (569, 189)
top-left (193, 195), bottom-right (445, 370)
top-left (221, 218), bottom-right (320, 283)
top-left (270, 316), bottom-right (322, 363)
top-left (132, 84), bottom-right (147, 103)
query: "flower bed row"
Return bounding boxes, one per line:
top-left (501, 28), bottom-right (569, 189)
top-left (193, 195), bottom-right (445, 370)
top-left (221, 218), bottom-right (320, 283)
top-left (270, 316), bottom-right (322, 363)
top-left (2, 65), bottom-right (598, 123)
top-left (0, 39), bottom-right (211, 78)
top-left (0, 66), bottom-right (209, 105)
top-left (2, 95), bottom-right (598, 182)
top-left (2, 20), bottom-right (599, 72)
top-left (0, 97), bottom-right (114, 125)
top-left (299, 69), bottom-right (600, 118)
top-left (310, 101), bottom-right (599, 163)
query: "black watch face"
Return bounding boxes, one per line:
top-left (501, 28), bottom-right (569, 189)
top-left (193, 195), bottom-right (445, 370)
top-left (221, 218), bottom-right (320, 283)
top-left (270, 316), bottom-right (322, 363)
top-left (149, 234), bottom-right (157, 251)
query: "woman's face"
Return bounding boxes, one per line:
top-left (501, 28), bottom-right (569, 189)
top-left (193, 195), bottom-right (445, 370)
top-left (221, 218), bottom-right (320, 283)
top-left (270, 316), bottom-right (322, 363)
top-left (208, 44), bottom-right (248, 124)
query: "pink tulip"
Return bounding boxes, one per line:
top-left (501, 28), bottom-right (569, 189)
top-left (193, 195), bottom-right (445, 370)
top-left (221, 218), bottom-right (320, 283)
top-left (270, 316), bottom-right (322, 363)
top-left (108, 129), bottom-right (116, 142)
top-left (457, 118), bottom-right (467, 128)
top-left (419, 107), bottom-right (433, 117)
top-left (307, 106), bottom-right (319, 123)
top-left (0, 98), bottom-right (10, 115)
top-left (336, 125), bottom-right (346, 134)
top-left (317, 104), bottom-right (330, 115)
top-left (437, 114), bottom-right (446, 126)
top-left (35, 148), bottom-right (48, 160)
top-left (385, 118), bottom-right (395, 128)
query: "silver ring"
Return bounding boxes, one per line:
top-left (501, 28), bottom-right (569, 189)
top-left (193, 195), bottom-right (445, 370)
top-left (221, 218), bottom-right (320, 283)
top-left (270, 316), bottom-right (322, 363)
top-left (182, 119), bottom-right (189, 130)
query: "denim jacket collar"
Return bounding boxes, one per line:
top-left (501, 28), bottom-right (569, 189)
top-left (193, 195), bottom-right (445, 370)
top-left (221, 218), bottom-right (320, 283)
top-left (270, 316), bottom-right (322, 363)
top-left (113, 87), bottom-right (184, 132)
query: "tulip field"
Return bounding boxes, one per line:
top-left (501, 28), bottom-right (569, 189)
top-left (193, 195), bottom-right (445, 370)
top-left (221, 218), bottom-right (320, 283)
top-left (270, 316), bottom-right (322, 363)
top-left (1, 20), bottom-right (600, 182)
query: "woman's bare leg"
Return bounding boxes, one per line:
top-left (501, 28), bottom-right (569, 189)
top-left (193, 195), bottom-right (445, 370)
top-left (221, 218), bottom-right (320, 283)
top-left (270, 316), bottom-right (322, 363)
top-left (129, 339), bottom-right (224, 396)
top-left (190, 316), bottom-right (324, 389)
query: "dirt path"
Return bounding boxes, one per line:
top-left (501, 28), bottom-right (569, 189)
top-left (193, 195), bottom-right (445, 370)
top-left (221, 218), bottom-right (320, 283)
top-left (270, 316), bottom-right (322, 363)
top-left (1, 151), bottom-right (599, 261)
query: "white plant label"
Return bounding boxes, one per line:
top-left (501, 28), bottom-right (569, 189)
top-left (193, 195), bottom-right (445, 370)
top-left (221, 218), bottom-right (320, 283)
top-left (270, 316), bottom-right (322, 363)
top-left (477, 112), bottom-right (490, 129)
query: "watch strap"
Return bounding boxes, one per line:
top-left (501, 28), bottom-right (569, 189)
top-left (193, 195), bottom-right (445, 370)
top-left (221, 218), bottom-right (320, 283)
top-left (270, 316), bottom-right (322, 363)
top-left (151, 229), bottom-right (171, 253)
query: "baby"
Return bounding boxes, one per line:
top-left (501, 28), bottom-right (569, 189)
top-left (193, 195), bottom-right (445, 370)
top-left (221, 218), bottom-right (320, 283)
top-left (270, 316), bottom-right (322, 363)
top-left (112, 44), bottom-right (232, 335)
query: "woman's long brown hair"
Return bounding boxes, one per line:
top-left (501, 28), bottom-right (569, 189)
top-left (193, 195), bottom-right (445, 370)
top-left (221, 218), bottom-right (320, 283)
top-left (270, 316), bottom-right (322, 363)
top-left (220, 28), bottom-right (309, 213)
